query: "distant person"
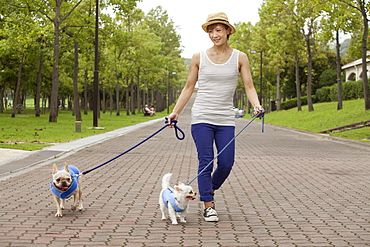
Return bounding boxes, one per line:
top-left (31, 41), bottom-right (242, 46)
top-left (149, 104), bottom-right (156, 116)
top-left (144, 104), bottom-right (154, 117)
top-left (167, 12), bottom-right (264, 222)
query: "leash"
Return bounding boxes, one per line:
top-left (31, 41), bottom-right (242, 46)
top-left (186, 110), bottom-right (265, 185)
top-left (76, 118), bottom-right (185, 176)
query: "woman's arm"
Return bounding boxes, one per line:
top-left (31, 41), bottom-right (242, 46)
top-left (168, 53), bottom-right (200, 122)
top-left (239, 52), bottom-right (263, 112)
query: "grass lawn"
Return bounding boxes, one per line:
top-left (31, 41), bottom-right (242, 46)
top-left (1, 99), bottom-right (369, 151)
top-left (263, 99), bottom-right (370, 143)
top-left (0, 108), bottom-right (169, 151)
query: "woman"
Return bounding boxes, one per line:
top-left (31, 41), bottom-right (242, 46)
top-left (167, 12), bottom-right (264, 222)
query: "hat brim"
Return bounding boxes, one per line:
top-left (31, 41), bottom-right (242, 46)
top-left (202, 21), bottom-right (236, 34)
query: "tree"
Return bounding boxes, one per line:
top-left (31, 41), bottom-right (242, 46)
top-left (340, 0), bottom-right (370, 110)
top-left (0, 1), bottom-right (45, 117)
top-left (320, 1), bottom-right (361, 110)
top-left (294, 0), bottom-right (326, 112)
top-left (257, 0), bottom-right (307, 111)
top-left (37, 0), bottom-right (83, 122)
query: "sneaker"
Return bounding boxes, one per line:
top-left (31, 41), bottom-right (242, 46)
top-left (203, 207), bottom-right (219, 222)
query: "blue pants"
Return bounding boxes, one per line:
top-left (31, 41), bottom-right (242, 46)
top-left (191, 123), bottom-right (235, 202)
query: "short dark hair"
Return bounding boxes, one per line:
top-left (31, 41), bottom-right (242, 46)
top-left (206, 23), bottom-right (230, 39)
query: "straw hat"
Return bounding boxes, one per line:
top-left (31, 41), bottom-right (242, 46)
top-left (201, 12), bottom-right (236, 34)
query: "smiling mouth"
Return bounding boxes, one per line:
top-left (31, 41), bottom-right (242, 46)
top-left (54, 183), bottom-right (70, 191)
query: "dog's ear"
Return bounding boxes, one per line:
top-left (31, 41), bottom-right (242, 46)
top-left (174, 185), bottom-right (183, 192)
top-left (64, 163), bottom-right (70, 173)
top-left (178, 182), bottom-right (184, 186)
top-left (52, 163), bottom-right (58, 175)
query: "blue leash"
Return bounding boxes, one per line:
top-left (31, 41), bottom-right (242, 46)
top-left (186, 110), bottom-right (265, 185)
top-left (77, 118), bottom-right (185, 176)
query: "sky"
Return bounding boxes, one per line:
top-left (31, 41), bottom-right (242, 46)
top-left (137, 0), bottom-right (263, 58)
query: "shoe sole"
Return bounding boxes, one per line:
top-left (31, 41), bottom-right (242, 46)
top-left (204, 215), bottom-right (219, 222)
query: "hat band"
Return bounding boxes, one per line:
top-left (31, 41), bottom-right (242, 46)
top-left (208, 19), bottom-right (229, 23)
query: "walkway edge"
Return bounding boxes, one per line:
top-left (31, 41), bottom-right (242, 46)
top-left (0, 118), bottom-right (163, 181)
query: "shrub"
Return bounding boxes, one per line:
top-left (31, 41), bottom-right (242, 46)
top-left (343, 80), bottom-right (363, 100)
top-left (316, 87), bottom-right (331, 102)
top-left (281, 81), bottom-right (365, 110)
top-left (315, 80), bottom-right (364, 103)
top-left (319, 69), bottom-right (337, 87)
top-left (281, 95), bottom-right (318, 110)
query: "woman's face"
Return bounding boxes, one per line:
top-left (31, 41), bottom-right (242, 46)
top-left (207, 24), bottom-right (230, 45)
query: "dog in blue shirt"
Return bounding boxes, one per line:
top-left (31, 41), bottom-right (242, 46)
top-left (159, 173), bottom-right (196, 224)
top-left (51, 163), bottom-right (83, 217)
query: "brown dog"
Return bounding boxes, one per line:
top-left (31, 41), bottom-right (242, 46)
top-left (51, 163), bottom-right (83, 217)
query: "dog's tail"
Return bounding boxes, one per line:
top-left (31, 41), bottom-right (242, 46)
top-left (162, 173), bottom-right (172, 189)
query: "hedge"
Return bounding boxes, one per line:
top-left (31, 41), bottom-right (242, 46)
top-left (281, 95), bottom-right (318, 110)
top-left (316, 80), bottom-right (364, 102)
top-left (282, 81), bottom-right (365, 110)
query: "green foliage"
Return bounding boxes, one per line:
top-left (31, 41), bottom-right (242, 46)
top-left (318, 69), bottom-right (337, 87)
top-left (280, 95), bottom-right (318, 110)
top-left (316, 86), bottom-right (332, 102)
top-left (316, 80), bottom-right (365, 102)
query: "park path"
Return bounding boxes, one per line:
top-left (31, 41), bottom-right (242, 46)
top-left (1, 93), bottom-right (370, 246)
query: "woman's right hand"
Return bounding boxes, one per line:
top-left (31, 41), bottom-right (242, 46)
top-left (167, 112), bottom-right (179, 127)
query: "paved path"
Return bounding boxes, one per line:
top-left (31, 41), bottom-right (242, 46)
top-left (1, 93), bottom-right (370, 246)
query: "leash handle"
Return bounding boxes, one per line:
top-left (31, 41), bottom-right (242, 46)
top-left (251, 110), bottom-right (265, 133)
top-left (165, 117), bottom-right (185, 140)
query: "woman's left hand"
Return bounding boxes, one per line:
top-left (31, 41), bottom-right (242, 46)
top-left (253, 105), bottom-right (264, 116)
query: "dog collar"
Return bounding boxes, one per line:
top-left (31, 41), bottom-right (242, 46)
top-left (50, 165), bottom-right (80, 199)
top-left (162, 187), bottom-right (187, 213)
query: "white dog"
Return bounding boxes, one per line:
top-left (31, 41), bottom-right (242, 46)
top-left (159, 173), bottom-right (196, 224)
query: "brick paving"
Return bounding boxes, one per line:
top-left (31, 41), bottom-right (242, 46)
top-left (1, 93), bottom-right (370, 246)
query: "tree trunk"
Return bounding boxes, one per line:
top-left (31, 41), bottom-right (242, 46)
top-left (305, 33), bottom-right (314, 112)
top-left (137, 67), bottom-right (141, 113)
top-left (295, 57), bottom-right (302, 111)
top-left (109, 86), bottom-right (113, 116)
top-left (335, 30), bottom-right (343, 110)
top-left (73, 40), bottom-right (82, 121)
top-left (116, 83), bottom-right (120, 116)
top-left (276, 67), bottom-right (281, 111)
top-left (360, 3), bottom-right (370, 110)
top-left (35, 50), bottom-right (43, 117)
top-left (130, 78), bottom-right (135, 115)
top-left (125, 77), bottom-right (130, 115)
top-left (84, 69), bottom-right (88, 115)
top-left (49, 2), bottom-right (61, 122)
top-left (0, 87), bottom-right (4, 113)
top-left (102, 85), bottom-right (106, 114)
top-left (11, 52), bottom-right (24, 118)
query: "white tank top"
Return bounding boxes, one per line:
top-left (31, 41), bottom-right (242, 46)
top-left (191, 49), bottom-right (239, 126)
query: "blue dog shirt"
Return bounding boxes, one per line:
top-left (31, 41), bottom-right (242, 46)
top-left (162, 187), bottom-right (187, 212)
top-left (50, 165), bottom-right (80, 199)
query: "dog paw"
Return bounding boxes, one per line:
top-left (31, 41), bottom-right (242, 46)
top-left (180, 219), bottom-right (187, 223)
top-left (171, 221), bottom-right (178, 225)
top-left (71, 205), bottom-right (77, 212)
top-left (78, 207), bottom-right (83, 211)
top-left (55, 212), bottom-right (63, 217)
